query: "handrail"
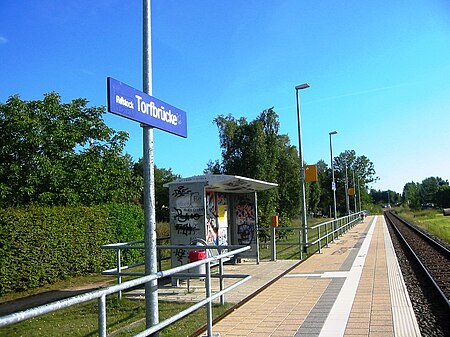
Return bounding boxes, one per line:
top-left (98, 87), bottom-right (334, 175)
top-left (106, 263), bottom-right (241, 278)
top-left (0, 245), bottom-right (251, 337)
top-left (262, 211), bottom-right (366, 260)
top-left (101, 236), bottom-right (171, 299)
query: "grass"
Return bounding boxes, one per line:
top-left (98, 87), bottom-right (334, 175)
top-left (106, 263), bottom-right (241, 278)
top-left (0, 297), bottom-right (233, 337)
top-left (0, 274), bottom-right (233, 337)
top-left (258, 217), bottom-right (335, 260)
top-left (396, 208), bottom-right (450, 243)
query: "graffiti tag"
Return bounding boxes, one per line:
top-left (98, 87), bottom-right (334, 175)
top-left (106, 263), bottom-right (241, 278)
top-left (172, 185), bottom-right (192, 198)
top-left (237, 222), bottom-right (255, 245)
top-left (174, 248), bottom-right (186, 263)
top-left (175, 223), bottom-right (199, 236)
top-left (174, 208), bottom-right (202, 222)
top-left (235, 203), bottom-right (255, 220)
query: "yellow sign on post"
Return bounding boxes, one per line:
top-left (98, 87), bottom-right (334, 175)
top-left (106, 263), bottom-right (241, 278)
top-left (348, 187), bottom-right (355, 196)
top-left (271, 215), bottom-right (279, 227)
top-left (305, 164), bottom-right (318, 182)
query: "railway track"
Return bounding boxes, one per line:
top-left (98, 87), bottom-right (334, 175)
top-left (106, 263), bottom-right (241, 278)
top-left (384, 211), bottom-right (450, 336)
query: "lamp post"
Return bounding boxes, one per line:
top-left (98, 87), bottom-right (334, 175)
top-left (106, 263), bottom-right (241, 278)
top-left (352, 169), bottom-right (357, 212)
top-left (345, 161), bottom-right (350, 215)
top-left (329, 131), bottom-right (338, 220)
top-left (357, 173), bottom-right (362, 212)
top-left (295, 83), bottom-right (310, 254)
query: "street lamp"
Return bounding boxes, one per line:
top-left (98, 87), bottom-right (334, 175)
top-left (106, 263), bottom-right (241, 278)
top-left (295, 83), bottom-right (310, 254)
top-left (352, 169), bottom-right (357, 213)
top-left (345, 161), bottom-right (350, 215)
top-left (329, 131), bottom-right (338, 220)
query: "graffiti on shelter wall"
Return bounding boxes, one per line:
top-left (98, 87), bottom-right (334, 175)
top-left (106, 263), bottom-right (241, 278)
top-left (206, 191), bottom-right (218, 245)
top-left (235, 200), bottom-right (256, 245)
top-left (170, 184), bottom-right (206, 265)
top-left (206, 192), bottom-right (229, 246)
top-left (237, 222), bottom-right (254, 245)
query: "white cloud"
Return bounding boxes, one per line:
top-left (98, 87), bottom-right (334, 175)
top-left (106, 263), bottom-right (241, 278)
top-left (0, 36), bottom-right (8, 44)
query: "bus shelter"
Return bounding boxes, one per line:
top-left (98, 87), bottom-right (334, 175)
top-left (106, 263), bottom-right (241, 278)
top-left (164, 174), bottom-right (277, 270)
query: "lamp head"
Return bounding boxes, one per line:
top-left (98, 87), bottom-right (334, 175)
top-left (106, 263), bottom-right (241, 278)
top-left (329, 131), bottom-right (338, 135)
top-left (295, 83), bottom-right (310, 90)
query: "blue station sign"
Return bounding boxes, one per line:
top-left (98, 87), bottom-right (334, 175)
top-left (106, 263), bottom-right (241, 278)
top-left (107, 77), bottom-right (187, 138)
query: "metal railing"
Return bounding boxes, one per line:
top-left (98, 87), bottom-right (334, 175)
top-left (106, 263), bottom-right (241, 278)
top-left (101, 236), bottom-right (171, 300)
top-left (309, 212), bottom-right (364, 254)
top-left (264, 211), bottom-right (366, 261)
top-left (0, 245), bottom-right (251, 337)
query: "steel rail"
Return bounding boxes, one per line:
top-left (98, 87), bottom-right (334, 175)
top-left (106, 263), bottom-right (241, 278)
top-left (384, 211), bottom-right (450, 312)
top-left (388, 211), bottom-right (450, 257)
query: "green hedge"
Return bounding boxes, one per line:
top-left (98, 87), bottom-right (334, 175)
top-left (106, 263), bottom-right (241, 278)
top-left (106, 203), bottom-right (145, 266)
top-left (0, 204), bottom-right (144, 295)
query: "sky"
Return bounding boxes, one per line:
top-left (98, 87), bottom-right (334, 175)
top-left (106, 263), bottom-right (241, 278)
top-left (1, 0), bottom-right (450, 193)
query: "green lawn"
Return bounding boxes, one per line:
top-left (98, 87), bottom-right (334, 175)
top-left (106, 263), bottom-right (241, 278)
top-left (396, 209), bottom-right (450, 243)
top-left (0, 277), bottom-right (233, 337)
top-left (0, 297), bottom-right (233, 337)
top-left (258, 217), bottom-right (340, 260)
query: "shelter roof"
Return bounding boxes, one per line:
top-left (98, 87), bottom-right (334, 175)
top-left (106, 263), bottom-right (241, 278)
top-left (164, 174), bottom-right (277, 193)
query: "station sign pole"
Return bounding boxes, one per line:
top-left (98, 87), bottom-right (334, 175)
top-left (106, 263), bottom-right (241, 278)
top-left (142, 1), bottom-right (159, 335)
top-left (107, 2), bottom-right (187, 335)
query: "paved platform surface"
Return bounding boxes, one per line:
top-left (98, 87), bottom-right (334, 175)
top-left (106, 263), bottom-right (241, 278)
top-left (209, 215), bottom-right (421, 337)
top-left (128, 259), bottom-right (300, 304)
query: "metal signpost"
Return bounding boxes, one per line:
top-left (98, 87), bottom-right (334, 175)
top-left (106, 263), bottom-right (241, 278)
top-left (106, 2), bottom-right (188, 335)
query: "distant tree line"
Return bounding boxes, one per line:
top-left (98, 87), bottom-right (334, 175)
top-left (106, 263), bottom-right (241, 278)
top-left (1, 93), bottom-right (396, 227)
top-left (402, 177), bottom-right (450, 209)
top-left (370, 177), bottom-right (450, 210)
top-left (369, 189), bottom-right (402, 207)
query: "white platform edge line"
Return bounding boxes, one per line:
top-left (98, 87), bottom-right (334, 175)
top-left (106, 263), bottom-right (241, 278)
top-left (382, 217), bottom-right (422, 337)
top-left (318, 216), bottom-right (377, 337)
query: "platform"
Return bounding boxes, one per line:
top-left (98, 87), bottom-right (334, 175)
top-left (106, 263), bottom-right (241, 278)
top-left (202, 216), bottom-right (421, 336)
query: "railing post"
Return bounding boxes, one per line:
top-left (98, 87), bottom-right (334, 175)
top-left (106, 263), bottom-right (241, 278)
top-left (98, 294), bottom-right (107, 337)
top-left (299, 228), bottom-right (303, 260)
top-left (117, 248), bottom-right (122, 300)
top-left (317, 225), bottom-right (321, 254)
top-left (270, 225), bottom-right (276, 261)
top-left (325, 221), bottom-right (329, 247)
top-left (157, 243), bottom-right (162, 272)
top-left (332, 219), bottom-right (336, 242)
top-left (219, 249), bottom-right (225, 305)
top-left (205, 260), bottom-right (213, 337)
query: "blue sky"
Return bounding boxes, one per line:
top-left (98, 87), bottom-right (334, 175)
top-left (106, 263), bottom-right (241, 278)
top-left (1, 0), bottom-right (449, 193)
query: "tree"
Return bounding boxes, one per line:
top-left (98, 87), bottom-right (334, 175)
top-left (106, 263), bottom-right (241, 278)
top-left (276, 135), bottom-right (300, 218)
top-left (370, 189), bottom-right (401, 206)
top-left (402, 182), bottom-right (421, 209)
top-left (436, 185), bottom-right (450, 208)
top-left (133, 160), bottom-right (180, 221)
top-left (213, 108), bottom-right (297, 224)
top-left (316, 159), bottom-right (333, 217)
top-left (420, 176), bottom-right (447, 206)
top-left (333, 150), bottom-right (377, 214)
top-left (203, 159), bottom-right (222, 174)
top-left (0, 93), bottom-right (141, 206)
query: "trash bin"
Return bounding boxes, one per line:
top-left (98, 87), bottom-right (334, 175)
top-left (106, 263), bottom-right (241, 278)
top-left (188, 249), bottom-right (206, 277)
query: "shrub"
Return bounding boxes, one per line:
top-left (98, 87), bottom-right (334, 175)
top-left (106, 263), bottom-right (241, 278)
top-left (0, 204), bottom-right (144, 295)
